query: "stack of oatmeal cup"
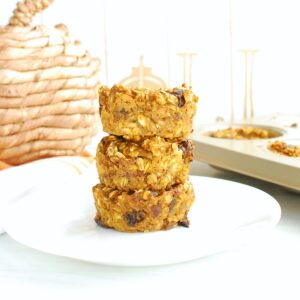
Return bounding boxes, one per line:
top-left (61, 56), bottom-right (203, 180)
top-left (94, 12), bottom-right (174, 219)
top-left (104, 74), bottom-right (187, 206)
top-left (93, 84), bottom-right (199, 232)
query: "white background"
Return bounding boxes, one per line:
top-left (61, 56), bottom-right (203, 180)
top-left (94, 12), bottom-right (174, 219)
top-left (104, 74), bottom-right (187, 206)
top-left (0, 0), bottom-right (300, 124)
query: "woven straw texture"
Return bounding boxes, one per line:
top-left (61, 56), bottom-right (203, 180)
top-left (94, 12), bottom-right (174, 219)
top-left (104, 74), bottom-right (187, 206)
top-left (0, 0), bottom-right (100, 165)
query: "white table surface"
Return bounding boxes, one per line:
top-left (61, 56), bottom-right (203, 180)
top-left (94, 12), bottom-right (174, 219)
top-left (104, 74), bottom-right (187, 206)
top-left (1, 160), bottom-right (300, 300)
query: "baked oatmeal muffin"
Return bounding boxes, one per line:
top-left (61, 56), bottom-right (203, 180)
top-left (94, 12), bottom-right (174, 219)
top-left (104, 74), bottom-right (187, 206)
top-left (96, 135), bottom-right (194, 191)
top-left (99, 84), bottom-right (199, 139)
top-left (93, 180), bottom-right (195, 232)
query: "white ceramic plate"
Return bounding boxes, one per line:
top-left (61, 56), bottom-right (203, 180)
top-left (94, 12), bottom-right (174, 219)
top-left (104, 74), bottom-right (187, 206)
top-left (3, 175), bottom-right (281, 267)
top-left (0, 156), bottom-right (95, 235)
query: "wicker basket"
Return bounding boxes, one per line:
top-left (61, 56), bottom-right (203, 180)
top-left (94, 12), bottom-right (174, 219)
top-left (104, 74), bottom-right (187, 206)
top-left (0, 0), bottom-right (100, 166)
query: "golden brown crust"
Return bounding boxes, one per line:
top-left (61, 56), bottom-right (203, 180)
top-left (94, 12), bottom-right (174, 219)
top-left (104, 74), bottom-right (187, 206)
top-left (99, 85), bottom-right (199, 139)
top-left (93, 181), bottom-right (195, 232)
top-left (96, 135), bottom-right (193, 191)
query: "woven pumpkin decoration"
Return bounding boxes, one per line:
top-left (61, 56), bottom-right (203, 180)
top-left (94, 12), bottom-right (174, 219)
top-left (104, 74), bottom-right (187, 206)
top-left (0, 0), bottom-right (100, 166)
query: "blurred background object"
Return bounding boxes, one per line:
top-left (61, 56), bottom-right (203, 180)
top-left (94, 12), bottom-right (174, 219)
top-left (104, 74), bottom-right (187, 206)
top-left (0, 0), bottom-right (100, 166)
top-left (1, 0), bottom-right (299, 127)
top-left (119, 56), bottom-right (167, 89)
top-left (177, 52), bottom-right (198, 88)
top-left (240, 49), bottom-right (258, 122)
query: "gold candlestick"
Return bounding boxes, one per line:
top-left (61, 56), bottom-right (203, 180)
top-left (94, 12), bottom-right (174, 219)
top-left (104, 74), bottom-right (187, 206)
top-left (177, 52), bottom-right (197, 87)
top-left (240, 49), bottom-right (258, 122)
top-left (119, 55), bottom-right (166, 89)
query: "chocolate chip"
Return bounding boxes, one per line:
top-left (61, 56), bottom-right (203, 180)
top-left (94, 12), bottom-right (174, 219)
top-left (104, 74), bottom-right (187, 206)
top-left (116, 136), bottom-right (126, 142)
top-left (169, 198), bottom-right (176, 211)
top-left (178, 213), bottom-right (190, 227)
top-left (171, 89), bottom-right (186, 107)
top-left (151, 205), bottom-right (161, 218)
top-left (171, 185), bottom-right (181, 196)
top-left (178, 140), bottom-right (194, 161)
top-left (119, 107), bottom-right (128, 115)
top-left (178, 140), bottom-right (189, 152)
top-left (124, 210), bottom-right (146, 227)
top-left (127, 190), bottom-right (135, 195)
top-left (115, 107), bottom-right (129, 119)
top-left (95, 217), bottom-right (110, 228)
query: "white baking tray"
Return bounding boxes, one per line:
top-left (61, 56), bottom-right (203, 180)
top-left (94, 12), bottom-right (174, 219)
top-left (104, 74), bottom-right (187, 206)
top-left (191, 116), bottom-right (300, 192)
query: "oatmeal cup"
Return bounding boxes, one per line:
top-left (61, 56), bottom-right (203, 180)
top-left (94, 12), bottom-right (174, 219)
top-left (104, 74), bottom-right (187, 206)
top-left (99, 84), bottom-right (199, 139)
top-left (268, 140), bottom-right (300, 157)
top-left (93, 180), bottom-right (195, 232)
top-left (210, 126), bottom-right (274, 140)
top-left (96, 135), bottom-right (194, 191)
